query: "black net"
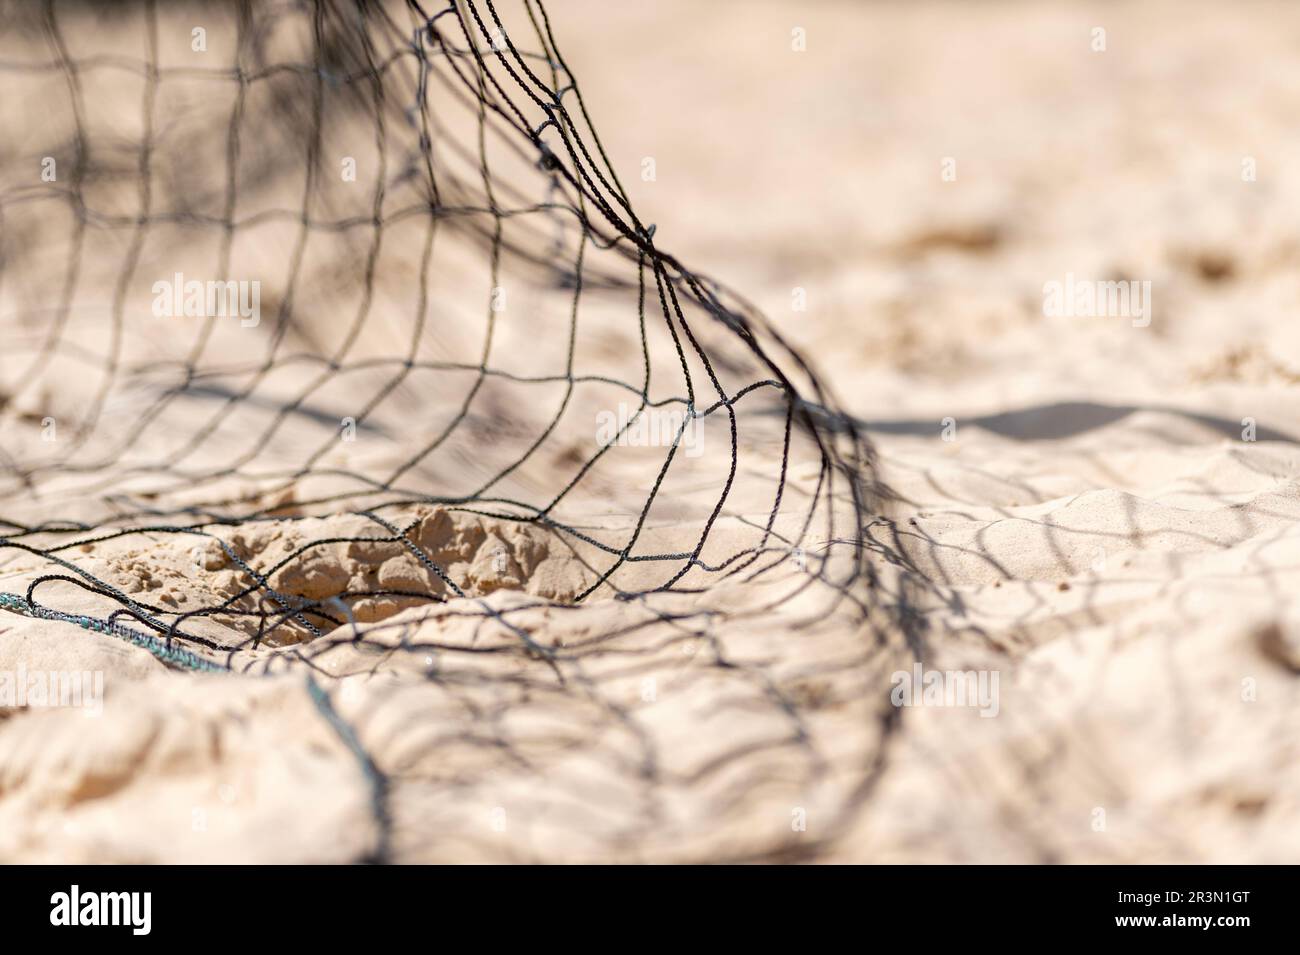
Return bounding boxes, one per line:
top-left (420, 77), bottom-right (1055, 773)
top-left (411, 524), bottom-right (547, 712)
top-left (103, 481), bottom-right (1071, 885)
top-left (0, 0), bottom-right (884, 862)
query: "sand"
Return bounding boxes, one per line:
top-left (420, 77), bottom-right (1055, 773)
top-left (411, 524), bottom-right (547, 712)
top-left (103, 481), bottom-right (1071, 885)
top-left (2, 0), bottom-right (1299, 863)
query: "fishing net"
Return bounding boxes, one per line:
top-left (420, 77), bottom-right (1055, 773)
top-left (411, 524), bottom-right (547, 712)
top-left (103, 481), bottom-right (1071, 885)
top-left (0, 0), bottom-right (884, 862)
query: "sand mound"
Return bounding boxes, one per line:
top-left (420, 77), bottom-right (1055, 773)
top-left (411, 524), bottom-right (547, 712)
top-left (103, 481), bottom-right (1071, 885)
top-left (66, 506), bottom-right (596, 647)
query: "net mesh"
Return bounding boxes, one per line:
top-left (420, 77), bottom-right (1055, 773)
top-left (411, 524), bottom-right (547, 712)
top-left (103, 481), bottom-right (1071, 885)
top-left (0, 0), bottom-right (883, 861)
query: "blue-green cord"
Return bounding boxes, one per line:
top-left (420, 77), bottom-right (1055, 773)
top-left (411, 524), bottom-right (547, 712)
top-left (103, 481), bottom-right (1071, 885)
top-left (0, 592), bottom-right (225, 672)
top-left (0, 591), bottom-right (390, 861)
top-left (306, 674), bottom-right (392, 862)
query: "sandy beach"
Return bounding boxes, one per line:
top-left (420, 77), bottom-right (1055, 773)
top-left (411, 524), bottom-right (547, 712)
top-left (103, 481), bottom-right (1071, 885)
top-left (1, 0), bottom-right (1298, 863)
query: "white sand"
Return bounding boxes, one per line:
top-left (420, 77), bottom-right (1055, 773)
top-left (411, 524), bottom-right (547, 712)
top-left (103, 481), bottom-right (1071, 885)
top-left (2, 0), bottom-right (1299, 863)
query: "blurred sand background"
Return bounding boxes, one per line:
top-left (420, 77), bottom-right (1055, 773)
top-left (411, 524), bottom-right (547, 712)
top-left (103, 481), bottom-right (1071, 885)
top-left (1, 0), bottom-right (1299, 863)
